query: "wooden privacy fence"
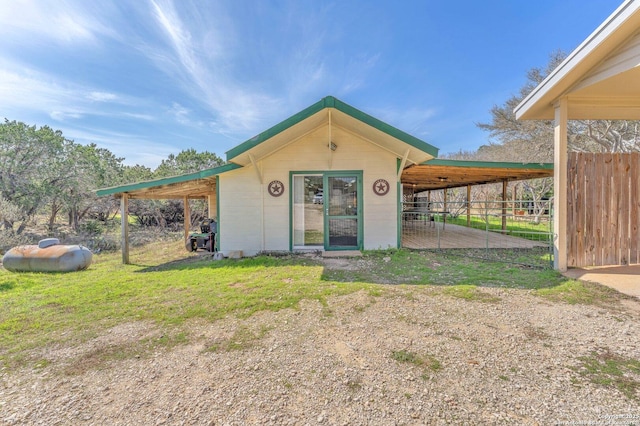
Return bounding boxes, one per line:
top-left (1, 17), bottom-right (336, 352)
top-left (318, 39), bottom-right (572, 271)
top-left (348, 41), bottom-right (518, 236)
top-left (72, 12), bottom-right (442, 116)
top-left (568, 152), bottom-right (640, 267)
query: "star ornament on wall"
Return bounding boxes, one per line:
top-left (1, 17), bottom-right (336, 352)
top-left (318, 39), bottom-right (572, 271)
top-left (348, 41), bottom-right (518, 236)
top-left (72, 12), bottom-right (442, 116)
top-left (373, 179), bottom-right (390, 196)
top-left (268, 180), bottom-right (284, 197)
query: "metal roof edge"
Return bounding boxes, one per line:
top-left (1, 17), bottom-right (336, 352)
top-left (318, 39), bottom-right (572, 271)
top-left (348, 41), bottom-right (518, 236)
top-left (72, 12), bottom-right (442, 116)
top-left (422, 159), bottom-right (553, 170)
top-left (226, 95), bottom-right (439, 162)
top-left (331, 97), bottom-right (439, 158)
top-left (225, 97), bottom-right (329, 161)
top-left (96, 163), bottom-right (240, 197)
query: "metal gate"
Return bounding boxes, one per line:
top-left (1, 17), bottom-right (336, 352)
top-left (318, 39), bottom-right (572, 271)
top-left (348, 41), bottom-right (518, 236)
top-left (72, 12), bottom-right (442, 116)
top-left (401, 196), bottom-right (553, 268)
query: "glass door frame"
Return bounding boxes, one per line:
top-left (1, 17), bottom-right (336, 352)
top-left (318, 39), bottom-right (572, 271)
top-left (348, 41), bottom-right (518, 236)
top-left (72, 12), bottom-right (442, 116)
top-left (323, 171), bottom-right (363, 251)
top-left (291, 173), bottom-right (324, 250)
top-left (289, 170), bottom-right (363, 251)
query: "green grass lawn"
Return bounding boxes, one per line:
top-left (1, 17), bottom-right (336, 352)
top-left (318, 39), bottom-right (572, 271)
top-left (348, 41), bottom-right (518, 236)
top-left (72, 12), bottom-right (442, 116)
top-left (444, 214), bottom-right (552, 241)
top-left (0, 240), bottom-right (617, 370)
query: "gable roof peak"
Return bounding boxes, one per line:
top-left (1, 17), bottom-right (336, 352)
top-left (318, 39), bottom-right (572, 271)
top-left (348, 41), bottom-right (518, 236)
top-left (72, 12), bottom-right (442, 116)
top-left (226, 96), bottom-right (439, 165)
top-left (322, 95), bottom-right (336, 107)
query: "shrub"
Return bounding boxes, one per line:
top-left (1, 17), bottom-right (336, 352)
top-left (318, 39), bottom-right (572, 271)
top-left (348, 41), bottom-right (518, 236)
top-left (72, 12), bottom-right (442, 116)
top-left (0, 230), bottom-right (33, 254)
top-left (79, 220), bottom-right (105, 236)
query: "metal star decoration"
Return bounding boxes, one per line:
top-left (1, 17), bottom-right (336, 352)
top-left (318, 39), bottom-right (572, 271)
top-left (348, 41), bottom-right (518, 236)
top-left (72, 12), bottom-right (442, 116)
top-left (373, 179), bottom-right (390, 196)
top-left (268, 180), bottom-right (284, 197)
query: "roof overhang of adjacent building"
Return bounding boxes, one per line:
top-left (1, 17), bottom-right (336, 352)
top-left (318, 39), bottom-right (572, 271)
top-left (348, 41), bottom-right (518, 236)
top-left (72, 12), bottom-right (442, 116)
top-left (96, 163), bottom-right (240, 199)
top-left (225, 96), bottom-right (439, 166)
top-left (401, 159), bottom-right (553, 192)
top-left (515, 0), bottom-right (640, 120)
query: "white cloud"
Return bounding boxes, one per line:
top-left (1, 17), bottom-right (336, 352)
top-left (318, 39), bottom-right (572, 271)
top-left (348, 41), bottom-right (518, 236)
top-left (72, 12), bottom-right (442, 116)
top-left (0, 0), bottom-right (118, 45)
top-left (0, 0), bottom-right (405, 167)
top-left (147, 0), bottom-right (283, 134)
top-left (122, 113), bottom-right (156, 122)
top-left (0, 66), bottom-right (76, 115)
top-left (169, 102), bottom-right (190, 125)
top-left (0, 61), bottom-right (150, 124)
top-left (142, 0), bottom-right (388, 138)
top-left (50, 111), bottom-right (83, 121)
top-left (62, 127), bottom-right (176, 168)
top-left (87, 92), bottom-right (118, 102)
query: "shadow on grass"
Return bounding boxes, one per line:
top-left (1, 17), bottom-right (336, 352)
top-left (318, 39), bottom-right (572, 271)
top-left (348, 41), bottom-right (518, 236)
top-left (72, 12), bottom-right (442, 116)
top-left (130, 247), bottom-right (568, 291)
top-left (133, 253), bottom-right (315, 273)
top-left (319, 248), bottom-right (568, 290)
top-left (0, 281), bottom-right (15, 292)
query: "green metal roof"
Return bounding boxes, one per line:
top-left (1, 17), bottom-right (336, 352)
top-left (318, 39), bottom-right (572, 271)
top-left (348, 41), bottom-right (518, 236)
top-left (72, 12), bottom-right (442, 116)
top-left (226, 96), bottom-right (439, 161)
top-left (423, 159), bottom-right (553, 170)
top-left (96, 163), bottom-right (240, 197)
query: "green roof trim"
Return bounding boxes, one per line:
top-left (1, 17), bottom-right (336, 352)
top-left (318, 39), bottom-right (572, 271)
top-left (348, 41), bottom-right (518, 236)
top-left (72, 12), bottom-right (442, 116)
top-left (225, 96), bottom-right (439, 161)
top-left (96, 163), bottom-right (240, 197)
top-left (225, 98), bottom-right (327, 161)
top-left (422, 159), bottom-right (553, 170)
top-left (332, 97), bottom-right (439, 158)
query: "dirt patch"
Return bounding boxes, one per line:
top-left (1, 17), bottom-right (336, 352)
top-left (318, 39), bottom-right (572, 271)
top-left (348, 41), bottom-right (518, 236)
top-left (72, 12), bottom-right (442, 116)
top-left (320, 258), bottom-right (357, 270)
top-left (2, 288), bottom-right (639, 425)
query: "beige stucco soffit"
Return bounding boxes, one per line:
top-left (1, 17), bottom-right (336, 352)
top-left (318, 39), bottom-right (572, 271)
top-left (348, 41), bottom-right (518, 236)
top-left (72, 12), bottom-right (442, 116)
top-left (564, 96), bottom-right (640, 120)
top-left (561, 30), bottom-right (640, 119)
top-left (330, 109), bottom-right (434, 165)
top-left (228, 110), bottom-right (328, 167)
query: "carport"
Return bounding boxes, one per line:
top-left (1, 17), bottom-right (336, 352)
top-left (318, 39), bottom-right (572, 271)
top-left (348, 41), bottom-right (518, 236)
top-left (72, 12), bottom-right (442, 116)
top-left (515, 0), bottom-right (640, 270)
top-left (400, 159), bottom-right (553, 253)
top-left (402, 159), bottom-right (553, 192)
top-left (97, 164), bottom-right (239, 263)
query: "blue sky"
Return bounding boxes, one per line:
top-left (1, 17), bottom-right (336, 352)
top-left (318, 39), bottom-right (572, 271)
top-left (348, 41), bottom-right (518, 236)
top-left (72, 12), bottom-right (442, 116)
top-left (0, 0), bottom-right (623, 167)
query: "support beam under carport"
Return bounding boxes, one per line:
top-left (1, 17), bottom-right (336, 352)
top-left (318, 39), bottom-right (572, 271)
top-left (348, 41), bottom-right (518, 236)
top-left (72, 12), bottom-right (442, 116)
top-left (466, 185), bottom-right (471, 227)
top-left (554, 98), bottom-right (568, 271)
top-left (121, 194), bottom-right (130, 264)
top-left (184, 196), bottom-right (191, 243)
top-left (502, 180), bottom-right (508, 231)
top-left (208, 194), bottom-right (216, 219)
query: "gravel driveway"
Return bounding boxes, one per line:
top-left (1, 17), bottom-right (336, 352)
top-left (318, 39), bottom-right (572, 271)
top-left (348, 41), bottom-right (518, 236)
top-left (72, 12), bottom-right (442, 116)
top-left (1, 281), bottom-right (639, 425)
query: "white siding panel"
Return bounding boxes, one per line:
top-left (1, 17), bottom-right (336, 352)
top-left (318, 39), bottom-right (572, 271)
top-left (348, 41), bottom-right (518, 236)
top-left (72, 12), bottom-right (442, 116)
top-left (219, 123), bottom-right (401, 253)
top-left (218, 169), bottom-right (263, 256)
top-left (265, 125), bottom-right (399, 250)
top-left (262, 173), bottom-right (290, 251)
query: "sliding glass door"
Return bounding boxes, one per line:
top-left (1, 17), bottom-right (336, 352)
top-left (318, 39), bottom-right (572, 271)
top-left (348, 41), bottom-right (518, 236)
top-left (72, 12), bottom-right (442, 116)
top-left (325, 173), bottom-right (360, 249)
top-left (292, 175), bottom-right (324, 249)
top-left (292, 171), bottom-right (362, 251)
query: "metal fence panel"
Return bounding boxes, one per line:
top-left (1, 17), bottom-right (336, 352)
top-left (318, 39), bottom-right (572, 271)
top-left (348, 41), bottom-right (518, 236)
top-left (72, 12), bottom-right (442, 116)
top-left (401, 199), bottom-right (553, 268)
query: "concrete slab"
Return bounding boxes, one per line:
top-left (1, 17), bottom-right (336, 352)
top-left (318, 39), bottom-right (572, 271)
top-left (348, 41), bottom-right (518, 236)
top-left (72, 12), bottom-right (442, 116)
top-left (402, 222), bottom-right (547, 249)
top-left (564, 265), bottom-right (640, 298)
top-left (322, 250), bottom-right (362, 258)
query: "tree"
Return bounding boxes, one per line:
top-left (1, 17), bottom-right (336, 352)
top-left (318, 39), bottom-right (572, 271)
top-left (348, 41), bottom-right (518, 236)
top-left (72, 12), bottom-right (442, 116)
top-left (0, 119), bottom-right (131, 233)
top-left (475, 51), bottom-right (563, 163)
top-left (474, 51), bottom-right (640, 221)
top-left (146, 149), bottom-right (225, 229)
top-left (60, 144), bottom-right (124, 229)
top-left (478, 50), bottom-right (640, 159)
top-left (154, 148), bottom-right (224, 177)
top-left (122, 164), bottom-right (155, 183)
top-left (0, 120), bottom-right (74, 233)
top-left (0, 120), bottom-right (227, 235)
top-left (0, 196), bottom-right (23, 231)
